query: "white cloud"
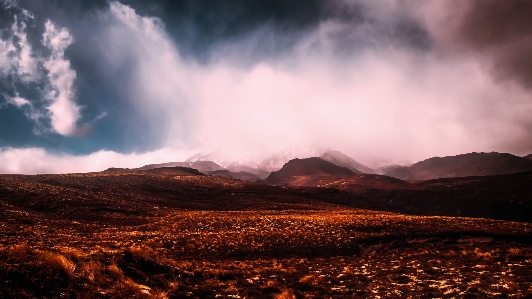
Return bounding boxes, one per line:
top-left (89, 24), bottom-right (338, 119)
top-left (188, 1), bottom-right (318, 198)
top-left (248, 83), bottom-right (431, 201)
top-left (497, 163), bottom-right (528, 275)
top-left (6, 95), bottom-right (30, 107)
top-left (0, 11), bottom-right (83, 136)
top-left (94, 2), bottom-right (196, 145)
top-left (12, 18), bottom-right (41, 82)
top-left (0, 31), bottom-right (17, 75)
top-left (0, 16), bottom-right (39, 80)
top-left (42, 20), bottom-right (81, 136)
top-left (0, 147), bottom-right (196, 174)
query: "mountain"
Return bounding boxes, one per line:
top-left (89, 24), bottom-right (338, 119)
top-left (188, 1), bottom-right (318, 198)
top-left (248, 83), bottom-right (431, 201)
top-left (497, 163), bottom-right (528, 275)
top-left (136, 161), bottom-right (223, 173)
top-left (184, 147), bottom-right (369, 175)
top-left (185, 152), bottom-right (239, 168)
top-left (384, 152), bottom-right (532, 180)
top-left (263, 157), bottom-right (355, 186)
top-left (320, 150), bottom-right (374, 174)
top-left (525, 154), bottom-right (532, 161)
top-left (259, 147), bottom-right (326, 171)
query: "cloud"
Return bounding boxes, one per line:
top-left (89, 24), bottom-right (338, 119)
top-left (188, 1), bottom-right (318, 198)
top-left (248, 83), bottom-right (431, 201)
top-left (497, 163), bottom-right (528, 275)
top-left (0, 146), bottom-right (196, 174)
top-left (41, 20), bottom-right (82, 136)
top-left (94, 1), bottom-right (195, 144)
top-left (5, 95), bottom-right (30, 107)
top-left (2, 0), bottom-right (532, 174)
top-left (0, 2), bottom-right (91, 136)
top-left (0, 6), bottom-right (86, 137)
top-left (0, 14), bottom-right (39, 81)
top-left (421, 0), bottom-right (532, 90)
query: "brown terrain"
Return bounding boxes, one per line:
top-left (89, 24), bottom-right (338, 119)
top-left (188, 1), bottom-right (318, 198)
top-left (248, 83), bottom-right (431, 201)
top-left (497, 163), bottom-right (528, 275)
top-left (383, 152), bottom-right (532, 180)
top-left (263, 157), bottom-right (355, 186)
top-left (207, 170), bottom-right (262, 182)
top-left (135, 161), bottom-right (223, 173)
top-left (1, 163), bottom-right (532, 298)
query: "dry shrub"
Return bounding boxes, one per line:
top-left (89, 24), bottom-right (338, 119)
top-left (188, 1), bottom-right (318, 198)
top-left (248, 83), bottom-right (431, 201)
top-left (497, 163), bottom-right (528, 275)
top-left (107, 261), bottom-right (163, 296)
top-left (343, 265), bottom-right (354, 275)
top-left (168, 281), bottom-right (179, 292)
top-left (60, 247), bottom-right (84, 262)
top-left (11, 243), bottom-right (32, 262)
top-left (445, 250), bottom-right (457, 257)
top-left (129, 246), bottom-right (156, 261)
top-left (123, 277), bottom-right (152, 295)
top-left (299, 274), bottom-right (322, 285)
top-left (150, 290), bottom-right (169, 299)
top-left (107, 263), bottom-right (124, 280)
top-left (501, 278), bottom-right (519, 291)
top-left (225, 285), bottom-right (238, 294)
top-left (266, 280), bottom-right (279, 287)
top-left (509, 248), bottom-right (522, 255)
top-left (41, 251), bottom-right (76, 277)
top-left (275, 289), bottom-right (296, 299)
top-left (474, 248), bottom-right (493, 260)
top-left (175, 260), bottom-right (193, 271)
top-left (81, 259), bottom-right (103, 282)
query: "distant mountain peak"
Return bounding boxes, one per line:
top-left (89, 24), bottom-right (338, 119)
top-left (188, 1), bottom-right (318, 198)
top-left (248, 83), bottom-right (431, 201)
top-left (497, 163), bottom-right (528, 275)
top-left (259, 146), bottom-right (327, 171)
top-left (320, 150), bottom-right (374, 174)
top-left (263, 157), bottom-right (355, 186)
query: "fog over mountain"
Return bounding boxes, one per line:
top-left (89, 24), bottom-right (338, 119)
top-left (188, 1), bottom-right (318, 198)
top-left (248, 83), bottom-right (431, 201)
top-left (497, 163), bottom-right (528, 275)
top-left (1, 0), bottom-right (532, 174)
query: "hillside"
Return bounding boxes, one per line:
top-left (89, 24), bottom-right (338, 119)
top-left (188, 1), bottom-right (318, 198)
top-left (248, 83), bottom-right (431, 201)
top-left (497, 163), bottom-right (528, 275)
top-left (320, 150), bottom-right (374, 174)
top-left (263, 157), bottom-right (355, 186)
top-left (208, 170), bottom-right (261, 182)
top-left (320, 170), bottom-right (532, 222)
top-left (136, 161), bottom-right (223, 173)
top-left (384, 152), bottom-right (532, 180)
top-left (226, 165), bottom-right (271, 180)
top-left (320, 174), bottom-right (418, 191)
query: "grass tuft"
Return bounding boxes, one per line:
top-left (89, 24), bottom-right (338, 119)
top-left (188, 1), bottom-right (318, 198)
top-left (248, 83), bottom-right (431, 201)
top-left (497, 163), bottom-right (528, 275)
top-left (40, 251), bottom-right (76, 278)
top-left (275, 289), bottom-right (296, 299)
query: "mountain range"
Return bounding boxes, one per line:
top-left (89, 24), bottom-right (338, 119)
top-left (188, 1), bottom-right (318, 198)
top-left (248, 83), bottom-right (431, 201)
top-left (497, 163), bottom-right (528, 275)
top-left (382, 152), bottom-right (532, 180)
top-left (132, 150), bottom-right (532, 184)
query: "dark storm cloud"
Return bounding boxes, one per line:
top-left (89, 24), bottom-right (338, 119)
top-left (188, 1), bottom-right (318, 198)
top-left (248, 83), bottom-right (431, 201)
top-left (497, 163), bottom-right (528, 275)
top-left (121, 0), bottom-right (332, 62)
top-left (119, 0), bottom-right (432, 63)
top-left (451, 0), bottom-right (532, 89)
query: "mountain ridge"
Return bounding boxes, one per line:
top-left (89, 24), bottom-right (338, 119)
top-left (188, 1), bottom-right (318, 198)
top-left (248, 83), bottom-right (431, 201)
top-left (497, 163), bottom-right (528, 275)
top-left (383, 152), bottom-right (532, 180)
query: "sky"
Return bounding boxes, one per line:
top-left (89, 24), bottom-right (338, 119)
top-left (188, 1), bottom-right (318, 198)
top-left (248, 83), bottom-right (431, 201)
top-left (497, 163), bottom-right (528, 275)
top-left (1, 0), bottom-right (532, 173)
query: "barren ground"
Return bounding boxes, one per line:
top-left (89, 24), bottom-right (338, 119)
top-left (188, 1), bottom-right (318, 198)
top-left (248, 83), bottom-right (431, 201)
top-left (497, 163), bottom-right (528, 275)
top-left (1, 169), bottom-right (531, 298)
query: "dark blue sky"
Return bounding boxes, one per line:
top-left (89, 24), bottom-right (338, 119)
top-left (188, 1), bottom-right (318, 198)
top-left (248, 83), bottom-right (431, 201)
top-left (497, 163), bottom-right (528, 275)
top-left (1, 0), bottom-right (532, 173)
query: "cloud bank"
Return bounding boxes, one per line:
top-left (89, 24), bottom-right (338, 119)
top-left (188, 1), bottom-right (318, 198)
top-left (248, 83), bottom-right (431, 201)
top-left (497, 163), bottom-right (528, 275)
top-left (1, 0), bottom-right (532, 173)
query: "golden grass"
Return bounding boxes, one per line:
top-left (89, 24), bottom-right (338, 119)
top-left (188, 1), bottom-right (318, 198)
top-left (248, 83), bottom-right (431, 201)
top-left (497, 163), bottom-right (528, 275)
top-left (1, 207), bottom-right (531, 298)
top-left (40, 251), bottom-right (76, 278)
top-left (299, 274), bottom-right (322, 285)
top-left (275, 289), bottom-right (296, 299)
